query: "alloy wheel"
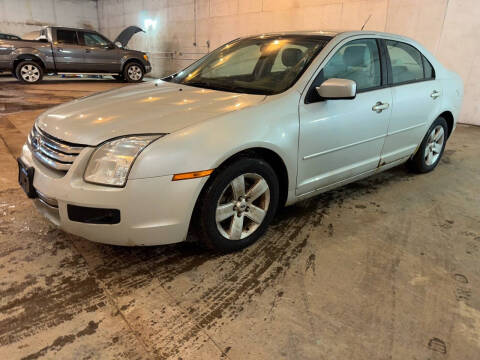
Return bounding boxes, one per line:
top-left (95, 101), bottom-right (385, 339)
top-left (424, 124), bottom-right (445, 166)
top-left (215, 173), bottom-right (270, 240)
top-left (127, 65), bottom-right (142, 81)
top-left (20, 64), bottom-right (40, 83)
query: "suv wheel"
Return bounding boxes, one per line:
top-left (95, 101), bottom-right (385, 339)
top-left (195, 158), bottom-right (279, 252)
top-left (123, 63), bottom-right (144, 82)
top-left (16, 61), bottom-right (43, 83)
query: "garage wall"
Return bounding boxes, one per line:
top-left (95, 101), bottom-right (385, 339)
top-left (105, 1), bottom-right (480, 125)
top-left (0, 0), bottom-right (98, 37)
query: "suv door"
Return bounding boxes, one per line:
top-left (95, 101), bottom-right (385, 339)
top-left (297, 38), bottom-right (392, 196)
top-left (78, 31), bottom-right (121, 73)
top-left (379, 39), bottom-right (441, 164)
top-left (52, 29), bottom-right (85, 72)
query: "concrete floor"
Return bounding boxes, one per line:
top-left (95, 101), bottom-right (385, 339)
top-left (0, 75), bottom-right (479, 360)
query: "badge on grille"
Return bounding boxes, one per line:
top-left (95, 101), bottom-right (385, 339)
top-left (31, 135), bottom-right (42, 152)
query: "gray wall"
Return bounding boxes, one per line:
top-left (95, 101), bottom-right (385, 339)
top-left (0, 0), bottom-right (98, 36)
top-left (97, 0), bottom-right (480, 126)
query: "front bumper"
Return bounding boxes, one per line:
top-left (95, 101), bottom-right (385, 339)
top-left (144, 62), bottom-right (152, 74)
top-left (19, 143), bottom-right (206, 246)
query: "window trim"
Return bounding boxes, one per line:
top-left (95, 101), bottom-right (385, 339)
top-left (382, 39), bottom-right (436, 87)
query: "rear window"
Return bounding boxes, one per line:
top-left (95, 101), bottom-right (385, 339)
top-left (56, 30), bottom-right (78, 45)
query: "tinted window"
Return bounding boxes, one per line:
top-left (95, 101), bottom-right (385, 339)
top-left (423, 56), bottom-right (435, 79)
top-left (386, 40), bottom-right (424, 84)
top-left (80, 32), bottom-right (110, 47)
top-left (56, 30), bottom-right (78, 44)
top-left (319, 39), bottom-right (381, 92)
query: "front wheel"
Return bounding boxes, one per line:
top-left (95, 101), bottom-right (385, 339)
top-left (123, 63), bottom-right (144, 82)
top-left (407, 117), bottom-right (448, 173)
top-left (16, 61), bottom-right (43, 83)
top-left (195, 158), bottom-right (280, 252)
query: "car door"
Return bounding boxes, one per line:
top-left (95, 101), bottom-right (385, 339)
top-left (78, 31), bottom-right (121, 73)
top-left (297, 38), bottom-right (392, 196)
top-left (52, 29), bottom-right (85, 72)
top-left (379, 39), bottom-right (442, 164)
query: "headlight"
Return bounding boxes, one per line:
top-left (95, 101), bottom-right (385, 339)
top-left (143, 54), bottom-right (149, 61)
top-left (84, 135), bottom-right (164, 187)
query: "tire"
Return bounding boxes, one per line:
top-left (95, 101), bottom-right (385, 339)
top-left (123, 62), bottom-right (144, 82)
top-left (195, 158), bottom-right (280, 252)
top-left (15, 60), bottom-right (43, 83)
top-left (407, 117), bottom-right (448, 173)
top-left (113, 75), bottom-right (124, 81)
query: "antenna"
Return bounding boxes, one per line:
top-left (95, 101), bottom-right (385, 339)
top-left (361, 14), bottom-right (372, 30)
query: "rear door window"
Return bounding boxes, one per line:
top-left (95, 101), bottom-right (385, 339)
top-left (423, 56), bottom-right (435, 79)
top-left (386, 40), bottom-right (424, 84)
top-left (56, 30), bottom-right (78, 45)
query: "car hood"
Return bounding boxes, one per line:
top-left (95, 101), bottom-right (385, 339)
top-left (114, 25), bottom-right (144, 48)
top-left (36, 81), bottom-right (266, 146)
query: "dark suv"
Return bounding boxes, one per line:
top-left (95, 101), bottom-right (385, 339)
top-left (0, 26), bottom-right (151, 83)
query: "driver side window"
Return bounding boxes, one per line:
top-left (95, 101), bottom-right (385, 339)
top-left (79, 32), bottom-right (110, 47)
top-left (323, 39), bottom-right (381, 91)
top-left (306, 38), bottom-right (381, 103)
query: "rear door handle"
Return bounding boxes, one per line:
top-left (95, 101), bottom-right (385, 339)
top-left (431, 90), bottom-right (440, 99)
top-left (372, 101), bottom-right (390, 113)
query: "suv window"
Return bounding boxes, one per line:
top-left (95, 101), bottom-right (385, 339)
top-left (56, 30), bottom-right (78, 45)
top-left (79, 32), bottom-right (111, 47)
top-left (319, 39), bottom-right (381, 92)
top-left (386, 40), bottom-right (424, 84)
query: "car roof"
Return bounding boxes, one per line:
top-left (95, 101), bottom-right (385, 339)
top-left (47, 26), bottom-right (98, 32)
top-left (246, 30), bottom-right (417, 43)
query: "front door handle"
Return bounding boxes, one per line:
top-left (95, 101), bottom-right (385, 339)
top-left (372, 101), bottom-right (390, 113)
top-left (431, 90), bottom-right (440, 99)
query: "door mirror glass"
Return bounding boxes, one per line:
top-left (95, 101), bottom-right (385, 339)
top-left (316, 78), bottom-right (357, 100)
top-left (115, 41), bottom-right (123, 48)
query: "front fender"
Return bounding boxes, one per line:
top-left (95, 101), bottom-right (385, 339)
top-left (129, 91), bottom-right (300, 192)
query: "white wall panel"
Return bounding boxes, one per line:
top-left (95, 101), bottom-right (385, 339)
top-left (0, 0), bottom-right (98, 36)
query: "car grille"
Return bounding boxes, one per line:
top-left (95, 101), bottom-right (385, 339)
top-left (27, 124), bottom-right (86, 172)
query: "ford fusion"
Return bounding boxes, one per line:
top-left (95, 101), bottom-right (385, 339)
top-left (18, 31), bottom-right (464, 252)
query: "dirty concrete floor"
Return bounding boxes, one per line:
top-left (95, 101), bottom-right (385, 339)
top-left (0, 74), bottom-right (479, 360)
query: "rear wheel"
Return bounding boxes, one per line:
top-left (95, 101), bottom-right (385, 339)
top-left (123, 63), bottom-right (144, 82)
top-left (407, 117), bottom-right (448, 173)
top-left (16, 61), bottom-right (43, 83)
top-left (196, 158), bottom-right (279, 252)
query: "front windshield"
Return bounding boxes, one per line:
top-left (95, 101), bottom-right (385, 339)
top-left (165, 35), bottom-right (330, 95)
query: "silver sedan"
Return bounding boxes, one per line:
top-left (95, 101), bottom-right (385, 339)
top-left (18, 30), bottom-right (464, 251)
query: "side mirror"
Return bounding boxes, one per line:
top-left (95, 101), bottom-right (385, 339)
top-left (316, 78), bottom-right (357, 100)
top-left (114, 41), bottom-right (123, 48)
